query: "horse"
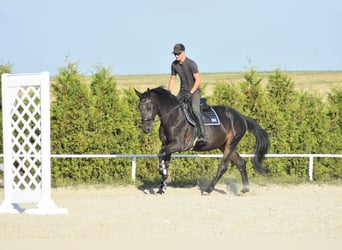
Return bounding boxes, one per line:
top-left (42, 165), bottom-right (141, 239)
top-left (135, 87), bottom-right (270, 194)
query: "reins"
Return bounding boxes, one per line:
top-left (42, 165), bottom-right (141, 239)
top-left (152, 104), bottom-right (180, 123)
top-left (140, 99), bottom-right (180, 124)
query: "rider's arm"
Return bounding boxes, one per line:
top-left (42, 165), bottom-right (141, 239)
top-left (168, 75), bottom-right (176, 92)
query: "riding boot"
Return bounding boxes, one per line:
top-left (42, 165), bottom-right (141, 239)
top-left (194, 113), bottom-right (208, 144)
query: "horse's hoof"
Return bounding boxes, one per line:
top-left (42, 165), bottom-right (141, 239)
top-left (157, 186), bottom-right (166, 195)
top-left (201, 187), bottom-right (213, 195)
top-left (240, 187), bottom-right (250, 194)
top-left (201, 190), bottom-right (211, 196)
top-left (157, 189), bottom-right (165, 195)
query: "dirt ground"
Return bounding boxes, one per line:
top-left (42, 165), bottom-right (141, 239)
top-left (0, 183), bottom-right (342, 244)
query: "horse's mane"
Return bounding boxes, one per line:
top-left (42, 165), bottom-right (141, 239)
top-left (150, 87), bottom-right (178, 104)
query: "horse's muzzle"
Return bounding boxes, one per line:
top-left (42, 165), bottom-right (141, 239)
top-left (141, 119), bottom-right (154, 133)
top-left (142, 125), bottom-right (152, 133)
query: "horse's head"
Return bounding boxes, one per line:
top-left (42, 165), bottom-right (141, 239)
top-left (135, 88), bottom-right (157, 133)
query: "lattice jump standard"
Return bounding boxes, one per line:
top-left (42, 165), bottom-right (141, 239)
top-left (0, 72), bottom-right (67, 214)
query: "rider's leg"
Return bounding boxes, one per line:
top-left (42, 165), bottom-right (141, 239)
top-left (191, 91), bottom-right (208, 144)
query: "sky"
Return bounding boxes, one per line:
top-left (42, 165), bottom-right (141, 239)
top-left (1, 0), bottom-right (341, 75)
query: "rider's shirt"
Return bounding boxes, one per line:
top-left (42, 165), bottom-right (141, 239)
top-left (171, 57), bottom-right (199, 93)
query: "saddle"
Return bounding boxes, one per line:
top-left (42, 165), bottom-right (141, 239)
top-left (180, 98), bottom-right (220, 150)
top-left (180, 98), bottom-right (221, 126)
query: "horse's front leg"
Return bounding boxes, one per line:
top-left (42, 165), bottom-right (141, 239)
top-left (157, 150), bottom-right (171, 194)
top-left (156, 139), bottom-right (184, 194)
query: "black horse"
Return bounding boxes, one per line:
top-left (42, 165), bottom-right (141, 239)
top-left (135, 87), bottom-right (269, 194)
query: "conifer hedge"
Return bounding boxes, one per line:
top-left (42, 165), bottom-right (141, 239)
top-left (0, 63), bottom-right (341, 185)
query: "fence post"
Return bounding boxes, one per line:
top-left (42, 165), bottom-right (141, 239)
top-left (131, 156), bottom-right (137, 181)
top-left (308, 155), bottom-right (314, 181)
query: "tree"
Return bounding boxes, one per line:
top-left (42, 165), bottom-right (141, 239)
top-left (51, 61), bottom-right (92, 184)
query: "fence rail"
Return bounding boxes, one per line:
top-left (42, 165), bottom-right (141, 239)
top-left (52, 153), bottom-right (341, 181)
top-left (1, 154), bottom-right (341, 181)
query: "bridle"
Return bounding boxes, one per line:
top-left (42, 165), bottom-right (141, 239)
top-left (139, 98), bottom-right (180, 124)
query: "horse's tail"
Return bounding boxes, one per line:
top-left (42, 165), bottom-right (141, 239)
top-left (244, 116), bottom-right (270, 174)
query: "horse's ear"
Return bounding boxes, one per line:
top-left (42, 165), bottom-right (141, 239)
top-left (147, 88), bottom-right (151, 97)
top-left (134, 88), bottom-right (143, 99)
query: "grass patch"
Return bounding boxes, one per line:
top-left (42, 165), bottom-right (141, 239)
top-left (115, 70), bottom-right (342, 98)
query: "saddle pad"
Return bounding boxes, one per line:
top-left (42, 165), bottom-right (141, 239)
top-left (202, 107), bottom-right (220, 126)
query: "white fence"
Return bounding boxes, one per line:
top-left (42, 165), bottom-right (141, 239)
top-left (1, 153), bottom-right (341, 182)
top-left (51, 153), bottom-right (342, 181)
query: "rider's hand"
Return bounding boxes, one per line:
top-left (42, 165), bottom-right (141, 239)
top-left (178, 90), bottom-right (192, 102)
top-left (184, 91), bottom-right (192, 100)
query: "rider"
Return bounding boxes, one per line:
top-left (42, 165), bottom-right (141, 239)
top-left (168, 43), bottom-right (208, 145)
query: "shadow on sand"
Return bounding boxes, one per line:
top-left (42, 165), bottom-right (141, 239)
top-left (137, 177), bottom-right (242, 196)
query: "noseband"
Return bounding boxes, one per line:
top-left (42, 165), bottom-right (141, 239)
top-left (141, 117), bottom-right (154, 123)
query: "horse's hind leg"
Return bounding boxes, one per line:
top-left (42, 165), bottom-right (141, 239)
top-left (230, 150), bottom-right (249, 193)
top-left (205, 129), bottom-right (243, 194)
top-left (205, 146), bottom-right (232, 194)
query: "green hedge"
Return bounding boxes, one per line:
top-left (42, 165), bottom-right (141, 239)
top-left (0, 63), bottom-right (341, 185)
top-left (210, 69), bottom-right (342, 181)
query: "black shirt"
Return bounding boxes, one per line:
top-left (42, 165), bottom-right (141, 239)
top-left (171, 57), bottom-right (199, 92)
